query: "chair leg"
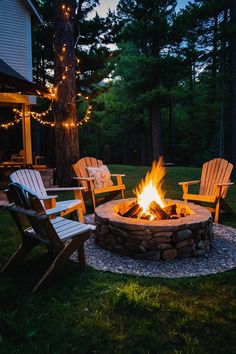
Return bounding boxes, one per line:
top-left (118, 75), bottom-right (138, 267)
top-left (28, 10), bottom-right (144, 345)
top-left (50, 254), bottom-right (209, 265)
top-left (214, 198), bottom-right (221, 223)
top-left (76, 206), bottom-right (84, 223)
top-left (77, 246), bottom-right (85, 266)
top-left (91, 191), bottom-right (96, 211)
top-left (1, 237), bottom-right (39, 272)
top-left (32, 232), bottom-right (90, 292)
top-left (121, 189), bottom-right (125, 199)
top-left (74, 189), bottom-right (86, 214)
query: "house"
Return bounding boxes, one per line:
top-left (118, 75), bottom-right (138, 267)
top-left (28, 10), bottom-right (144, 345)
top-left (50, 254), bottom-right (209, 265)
top-left (0, 0), bottom-right (50, 164)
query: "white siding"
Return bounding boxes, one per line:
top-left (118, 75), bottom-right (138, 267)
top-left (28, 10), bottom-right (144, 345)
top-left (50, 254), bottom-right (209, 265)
top-left (0, 0), bottom-right (33, 80)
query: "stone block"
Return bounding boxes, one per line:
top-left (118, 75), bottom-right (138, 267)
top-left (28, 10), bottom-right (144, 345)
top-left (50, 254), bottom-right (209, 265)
top-left (177, 252), bottom-right (192, 259)
top-left (129, 229), bottom-right (152, 236)
top-left (125, 233), bottom-right (151, 241)
top-left (95, 215), bottom-right (109, 224)
top-left (124, 235), bottom-right (144, 244)
top-left (153, 232), bottom-right (173, 237)
top-left (162, 249), bottom-right (177, 260)
top-left (193, 249), bottom-right (206, 257)
top-left (152, 236), bottom-right (172, 243)
top-left (141, 240), bottom-right (160, 249)
top-left (134, 251), bottom-right (161, 260)
top-left (197, 240), bottom-right (205, 250)
top-left (100, 225), bottom-right (110, 234)
top-left (96, 231), bottom-right (106, 241)
top-left (115, 236), bottom-right (125, 244)
top-left (157, 243), bottom-right (173, 250)
top-left (176, 238), bottom-right (194, 248)
top-left (177, 245), bottom-right (193, 255)
top-left (175, 229), bottom-right (192, 242)
top-left (109, 225), bottom-right (127, 237)
top-left (115, 244), bottom-right (125, 251)
top-left (125, 242), bottom-right (146, 253)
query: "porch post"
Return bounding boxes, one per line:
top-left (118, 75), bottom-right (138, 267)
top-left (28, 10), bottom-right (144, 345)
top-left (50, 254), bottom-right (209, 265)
top-left (22, 103), bottom-right (33, 164)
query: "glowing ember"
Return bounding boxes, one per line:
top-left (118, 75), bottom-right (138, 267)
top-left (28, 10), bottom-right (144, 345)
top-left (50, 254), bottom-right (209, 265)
top-left (134, 157), bottom-right (166, 219)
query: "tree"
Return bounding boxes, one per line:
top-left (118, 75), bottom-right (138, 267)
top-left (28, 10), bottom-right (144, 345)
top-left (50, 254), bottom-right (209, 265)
top-left (111, 0), bottom-right (177, 161)
top-left (230, 0), bottom-right (236, 166)
top-left (53, 0), bottom-right (79, 185)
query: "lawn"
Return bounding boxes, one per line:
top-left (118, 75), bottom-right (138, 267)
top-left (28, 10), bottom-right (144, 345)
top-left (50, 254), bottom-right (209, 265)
top-left (0, 165), bottom-right (236, 354)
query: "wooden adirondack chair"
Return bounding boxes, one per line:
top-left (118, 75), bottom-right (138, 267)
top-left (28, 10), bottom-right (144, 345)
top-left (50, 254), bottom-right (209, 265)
top-left (2, 183), bottom-right (95, 292)
top-left (10, 169), bottom-right (86, 222)
top-left (72, 157), bottom-right (125, 210)
top-left (178, 158), bottom-right (234, 223)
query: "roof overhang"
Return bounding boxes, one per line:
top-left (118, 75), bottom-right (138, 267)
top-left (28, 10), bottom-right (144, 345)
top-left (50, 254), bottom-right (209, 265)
top-left (0, 58), bottom-right (52, 101)
top-left (0, 72), bottom-right (51, 98)
top-left (0, 93), bottom-right (33, 105)
top-left (22, 0), bottom-right (44, 25)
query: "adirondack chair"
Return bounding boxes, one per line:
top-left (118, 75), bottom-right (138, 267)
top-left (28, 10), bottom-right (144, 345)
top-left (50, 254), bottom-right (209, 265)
top-left (178, 158), bottom-right (234, 223)
top-left (72, 157), bottom-right (125, 210)
top-left (2, 183), bottom-right (95, 292)
top-left (10, 169), bottom-right (86, 222)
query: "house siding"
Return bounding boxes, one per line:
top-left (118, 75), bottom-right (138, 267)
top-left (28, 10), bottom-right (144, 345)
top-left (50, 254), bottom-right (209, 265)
top-left (0, 0), bottom-right (33, 81)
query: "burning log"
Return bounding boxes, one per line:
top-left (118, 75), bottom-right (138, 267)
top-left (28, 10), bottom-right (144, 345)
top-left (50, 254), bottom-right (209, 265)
top-left (140, 213), bottom-right (151, 220)
top-left (162, 203), bottom-right (177, 216)
top-left (121, 201), bottom-right (142, 218)
top-left (149, 201), bottom-right (170, 220)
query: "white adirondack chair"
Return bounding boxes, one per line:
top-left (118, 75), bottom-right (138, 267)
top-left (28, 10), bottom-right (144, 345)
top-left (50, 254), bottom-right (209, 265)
top-left (10, 169), bottom-right (86, 222)
top-left (3, 182), bottom-right (95, 292)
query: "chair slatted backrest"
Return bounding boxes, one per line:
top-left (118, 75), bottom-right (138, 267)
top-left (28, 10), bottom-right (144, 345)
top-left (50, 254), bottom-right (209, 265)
top-left (10, 169), bottom-right (47, 197)
top-left (6, 183), bottom-right (63, 251)
top-left (73, 157), bottom-right (103, 189)
top-left (199, 158), bottom-right (233, 197)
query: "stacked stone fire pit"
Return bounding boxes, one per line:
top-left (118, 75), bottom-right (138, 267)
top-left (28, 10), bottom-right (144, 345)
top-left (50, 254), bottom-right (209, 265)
top-left (95, 198), bottom-right (213, 261)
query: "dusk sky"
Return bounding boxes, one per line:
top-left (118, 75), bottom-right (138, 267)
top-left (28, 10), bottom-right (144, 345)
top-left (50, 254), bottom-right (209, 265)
top-left (95, 0), bottom-right (191, 17)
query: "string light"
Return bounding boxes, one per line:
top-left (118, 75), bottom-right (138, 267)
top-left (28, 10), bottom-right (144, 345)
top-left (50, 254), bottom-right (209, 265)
top-left (1, 5), bottom-right (93, 132)
top-left (0, 116), bottom-right (22, 129)
top-left (9, 102), bottom-right (93, 129)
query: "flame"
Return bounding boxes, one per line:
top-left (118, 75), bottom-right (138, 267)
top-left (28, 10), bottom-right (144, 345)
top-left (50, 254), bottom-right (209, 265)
top-left (134, 157), bottom-right (166, 218)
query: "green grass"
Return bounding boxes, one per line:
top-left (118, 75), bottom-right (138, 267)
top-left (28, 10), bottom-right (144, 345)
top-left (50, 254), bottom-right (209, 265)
top-left (0, 165), bottom-right (236, 354)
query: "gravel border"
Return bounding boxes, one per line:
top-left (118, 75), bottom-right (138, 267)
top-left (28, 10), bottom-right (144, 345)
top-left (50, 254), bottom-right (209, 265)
top-left (81, 217), bottom-right (236, 278)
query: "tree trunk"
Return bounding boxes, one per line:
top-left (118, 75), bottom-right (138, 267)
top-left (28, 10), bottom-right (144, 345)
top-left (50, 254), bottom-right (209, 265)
top-left (168, 96), bottom-right (175, 163)
top-left (212, 14), bottom-right (218, 101)
top-left (189, 60), bottom-right (195, 165)
top-left (150, 102), bottom-right (163, 161)
top-left (140, 128), bottom-right (146, 165)
top-left (219, 10), bottom-right (227, 157)
top-left (53, 0), bottom-right (80, 186)
top-left (231, 1), bottom-right (236, 165)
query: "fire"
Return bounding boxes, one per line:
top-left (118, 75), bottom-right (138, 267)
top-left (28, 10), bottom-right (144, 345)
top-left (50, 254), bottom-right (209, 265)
top-left (134, 157), bottom-right (166, 219)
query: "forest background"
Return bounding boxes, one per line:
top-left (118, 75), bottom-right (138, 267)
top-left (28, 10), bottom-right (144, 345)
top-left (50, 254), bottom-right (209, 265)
top-left (1, 0), bottom-right (235, 172)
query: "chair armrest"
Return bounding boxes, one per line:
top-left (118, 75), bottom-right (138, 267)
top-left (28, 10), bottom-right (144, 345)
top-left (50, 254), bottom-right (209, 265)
top-left (215, 182), bottom-right (234, 198)
top-left (73, 177), bottom-right (94, 181)
top-left (178, 180), bottom-right (200, 186)
top-left (45, 204), bottom-right (73, 217)
top-left (39, 195), bottom-right (58, 200)
top-left (46, 187), bottom-right (86, 192)
top-left (215, 182), bottom-right (234, 187)
top-left (110, 174), bottom-right (125, 186)
top-left (110, 174), bottom-right (125, 177)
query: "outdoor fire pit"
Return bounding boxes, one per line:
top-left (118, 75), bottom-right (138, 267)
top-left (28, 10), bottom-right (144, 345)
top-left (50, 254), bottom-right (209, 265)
top-left (95, 158), bottom-right (213, 261)
top-left (95, 198), bottom-right (213, 260)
